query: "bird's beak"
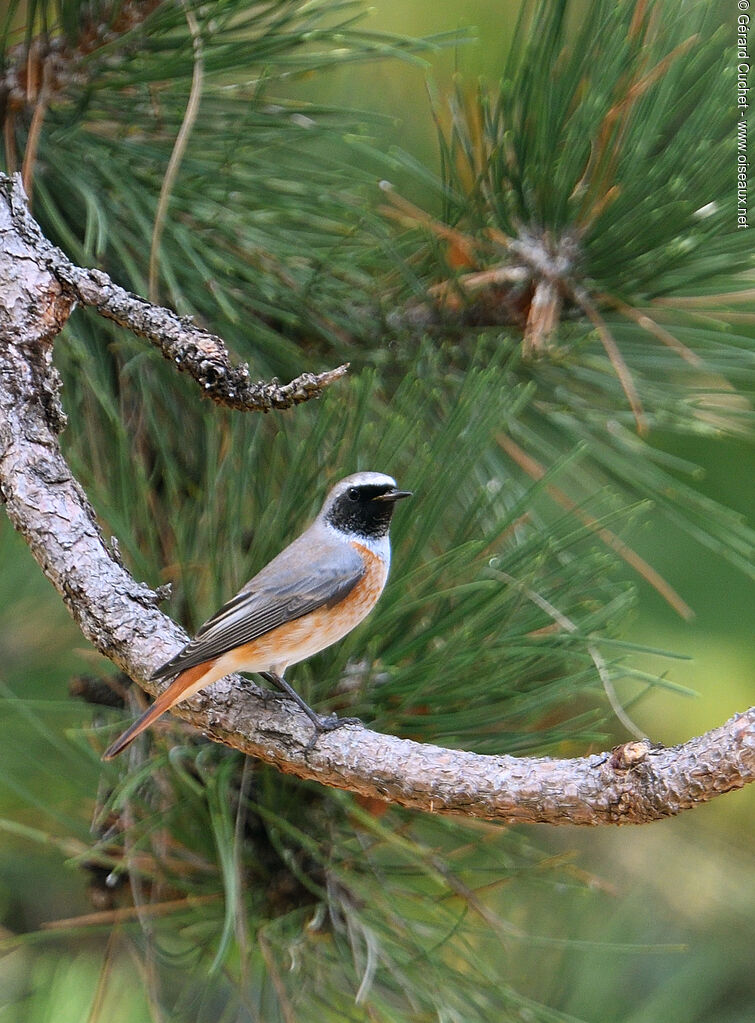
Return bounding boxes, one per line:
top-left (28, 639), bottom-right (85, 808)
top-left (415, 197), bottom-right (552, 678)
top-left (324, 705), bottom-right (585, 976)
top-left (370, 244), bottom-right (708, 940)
top-left (373, 488), bottom-right (412, 503)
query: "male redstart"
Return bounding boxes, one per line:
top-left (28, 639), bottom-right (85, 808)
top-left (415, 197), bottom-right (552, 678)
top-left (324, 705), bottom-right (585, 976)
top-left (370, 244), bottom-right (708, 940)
top-left (102, 472), bottom-right (410, 759)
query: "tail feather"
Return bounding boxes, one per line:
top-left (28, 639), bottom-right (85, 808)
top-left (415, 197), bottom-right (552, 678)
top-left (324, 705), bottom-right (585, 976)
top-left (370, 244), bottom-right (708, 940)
top-left (101, 662), bottom-right (213, 760)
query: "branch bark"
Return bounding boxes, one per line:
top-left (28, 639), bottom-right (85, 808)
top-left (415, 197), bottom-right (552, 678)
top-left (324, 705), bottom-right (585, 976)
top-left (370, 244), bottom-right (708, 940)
top-left (1, 171), bottom-right (753, 826)
top-left (1, 174), bottom-right (347, 411)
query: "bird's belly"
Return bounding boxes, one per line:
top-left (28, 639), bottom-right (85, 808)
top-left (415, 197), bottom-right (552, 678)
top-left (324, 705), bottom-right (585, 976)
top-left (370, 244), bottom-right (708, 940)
top-left (223, 547), bottom-right (388, 674)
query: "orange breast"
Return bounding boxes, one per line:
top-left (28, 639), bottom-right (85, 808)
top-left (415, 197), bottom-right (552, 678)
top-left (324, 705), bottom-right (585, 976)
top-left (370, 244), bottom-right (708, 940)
top-left (224, 541), bottom-right (388, 674)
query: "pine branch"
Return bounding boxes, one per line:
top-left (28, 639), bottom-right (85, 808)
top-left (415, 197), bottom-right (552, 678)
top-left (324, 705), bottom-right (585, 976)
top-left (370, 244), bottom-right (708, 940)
top-left (206, 706), bottom-right (755, 826)
top-left (2, 174), bottom-right (347, 410)
top-left (1, 171), bottom-right (751, 827)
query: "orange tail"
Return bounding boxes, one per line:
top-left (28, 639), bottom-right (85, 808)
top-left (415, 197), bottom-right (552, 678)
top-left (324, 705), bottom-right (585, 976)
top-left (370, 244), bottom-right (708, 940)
top-left (101, 662), bottom-right (212, 760)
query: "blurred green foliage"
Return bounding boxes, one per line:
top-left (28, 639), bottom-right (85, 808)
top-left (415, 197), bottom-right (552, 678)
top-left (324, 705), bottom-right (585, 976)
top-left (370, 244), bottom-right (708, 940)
top-left (0, 1), bottom-right (752, 1021)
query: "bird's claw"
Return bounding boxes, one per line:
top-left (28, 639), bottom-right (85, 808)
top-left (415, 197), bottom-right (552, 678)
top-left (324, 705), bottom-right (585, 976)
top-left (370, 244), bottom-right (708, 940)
top-left (303, 714), bottom-right (362, 752)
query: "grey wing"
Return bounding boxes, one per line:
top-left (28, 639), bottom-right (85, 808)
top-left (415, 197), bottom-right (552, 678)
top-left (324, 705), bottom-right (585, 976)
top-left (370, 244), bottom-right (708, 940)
top-left (151, 533), bottom-right (365, 680)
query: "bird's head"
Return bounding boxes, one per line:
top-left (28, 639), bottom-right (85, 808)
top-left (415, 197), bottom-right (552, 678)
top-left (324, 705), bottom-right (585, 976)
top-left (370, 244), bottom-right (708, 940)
top-left (321, 472), bottom-right (411, 539)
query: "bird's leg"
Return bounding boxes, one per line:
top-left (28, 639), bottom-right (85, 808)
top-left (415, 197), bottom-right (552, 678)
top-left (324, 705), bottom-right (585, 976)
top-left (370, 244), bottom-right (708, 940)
top-left (259, 671), bottom-right (361, 747)
top-left (259, 671), bottom-right (325, 728)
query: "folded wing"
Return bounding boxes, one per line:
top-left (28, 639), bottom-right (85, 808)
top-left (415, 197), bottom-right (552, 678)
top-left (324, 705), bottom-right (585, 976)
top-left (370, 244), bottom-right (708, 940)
top-left (151, 535), bottom-right (365, 680)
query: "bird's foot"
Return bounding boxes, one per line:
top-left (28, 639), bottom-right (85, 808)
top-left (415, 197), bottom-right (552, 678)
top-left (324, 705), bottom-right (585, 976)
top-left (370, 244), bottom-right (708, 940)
top-left (304, 713), bottom-right (362, 752)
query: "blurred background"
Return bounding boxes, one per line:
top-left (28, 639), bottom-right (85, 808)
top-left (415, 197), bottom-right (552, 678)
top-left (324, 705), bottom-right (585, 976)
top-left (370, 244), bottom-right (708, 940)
top-left (0, 1), bottom-right (753, 1020)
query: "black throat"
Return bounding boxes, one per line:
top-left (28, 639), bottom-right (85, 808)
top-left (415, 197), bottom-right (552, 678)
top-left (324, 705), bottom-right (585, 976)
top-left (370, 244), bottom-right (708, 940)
top-left (326, 485), bottom-right (397, 539)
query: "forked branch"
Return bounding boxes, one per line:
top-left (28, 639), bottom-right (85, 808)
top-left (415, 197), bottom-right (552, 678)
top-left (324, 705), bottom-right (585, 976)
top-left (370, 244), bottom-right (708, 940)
top-left (2, 174), bottom-right (347, 412)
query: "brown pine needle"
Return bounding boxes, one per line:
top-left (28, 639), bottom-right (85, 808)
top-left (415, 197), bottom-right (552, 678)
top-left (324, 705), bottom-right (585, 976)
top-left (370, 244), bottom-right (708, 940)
top-left (86, 929), bottom-right (117, 1023)
top-left (628, 0), bottom-right (650, 40)
top-left (497, 433), bottom-right (694, 620)
top-left (576, 35), bottom-right (698, 220)
top-left (3, 113), bottom-right (18, 175)
top-left (20, 51), bottom-right (52, 200)
top-left (42, 894), bottom-right (221, 931)
top-left (259, 930), bottom-right (297, 1023)
top-left (493, 567), bottom-right (647, 739)
top-left (486, 226), bottom-right (514, 249)
top-left (149, 0), bottom-right (204, 303)
top-left (428, 265), bottom-right (528, 297)
top-left (598, 293), bottom-right (702, 366)
top-left (575, 287), bottom-right (648, 435)
top-left (577, 184), bottom-right (621, 231)
top-left (378, 181), bottom-right (483, 264)
top-left (702, 311), bottom-right (755, 324)
top-left (653, 288), bottom-right (755, 307)
top-left (610, 36), bottom-right (699, 121)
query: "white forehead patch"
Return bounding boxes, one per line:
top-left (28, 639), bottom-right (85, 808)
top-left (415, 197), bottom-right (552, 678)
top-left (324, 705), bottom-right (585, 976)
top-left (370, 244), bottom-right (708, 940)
top-left (336, 471), bottom-right (397, 490)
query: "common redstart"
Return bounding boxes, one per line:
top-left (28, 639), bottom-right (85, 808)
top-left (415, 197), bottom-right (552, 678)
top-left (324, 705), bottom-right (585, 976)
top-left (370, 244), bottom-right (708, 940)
top-left (102, 472), bottom-right (410, 759)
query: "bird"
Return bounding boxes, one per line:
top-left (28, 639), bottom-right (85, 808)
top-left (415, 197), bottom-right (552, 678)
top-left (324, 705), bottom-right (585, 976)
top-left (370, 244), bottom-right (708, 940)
top-left (102, 472), bottom-right (411, 760)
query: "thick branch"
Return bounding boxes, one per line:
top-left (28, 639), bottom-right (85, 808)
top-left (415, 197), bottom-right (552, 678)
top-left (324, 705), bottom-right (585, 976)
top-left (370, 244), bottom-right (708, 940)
top-left (1, 174), bottom-right (347, 411)
top-left (63, 264), bottom-right (348, 410)
top-left (1, 172), bottom-right (753, 826)
top-left (202, 705), bottom-right (755, 825)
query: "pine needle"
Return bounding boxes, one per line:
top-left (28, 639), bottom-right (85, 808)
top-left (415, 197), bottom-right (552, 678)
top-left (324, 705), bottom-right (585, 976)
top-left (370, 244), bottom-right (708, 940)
top-left (497, 433), bottom-right (694, 619)
top-left (149, 0), bottom-right (204, 302)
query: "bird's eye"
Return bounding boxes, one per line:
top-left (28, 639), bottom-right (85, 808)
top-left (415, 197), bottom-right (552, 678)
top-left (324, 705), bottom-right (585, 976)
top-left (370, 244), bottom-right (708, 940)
top-left (347, 486), bottom-right (360, 501)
